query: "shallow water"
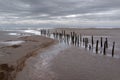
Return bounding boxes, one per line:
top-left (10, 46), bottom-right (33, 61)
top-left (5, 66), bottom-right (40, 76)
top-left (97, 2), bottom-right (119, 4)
top-left (0, 40), bottom-right (24, 46)
top-left (8, 33), bottom-right (21, 36)
top-left (1, 29), bottom-right (120, 80)
top-left (25, 42), bottom-right (70, 80)
top-left (7, 29), bottom-right (120, 58)
top-left (23, 30), bottom-right (41, 35)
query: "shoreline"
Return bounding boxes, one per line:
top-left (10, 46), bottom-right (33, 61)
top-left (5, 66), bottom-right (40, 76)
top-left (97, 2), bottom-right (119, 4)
top-left (0, 33), bottom-right (56, 80)
top-left (0, 28), bottom-right (120, 80)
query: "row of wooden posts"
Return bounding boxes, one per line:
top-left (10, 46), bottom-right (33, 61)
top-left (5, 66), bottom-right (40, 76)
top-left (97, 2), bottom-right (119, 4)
top-left (40, 29), bottom-right (115, 57)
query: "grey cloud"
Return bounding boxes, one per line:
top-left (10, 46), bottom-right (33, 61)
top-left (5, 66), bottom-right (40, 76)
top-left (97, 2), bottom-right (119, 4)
top-left (0, 0), bottom-right (120, 27)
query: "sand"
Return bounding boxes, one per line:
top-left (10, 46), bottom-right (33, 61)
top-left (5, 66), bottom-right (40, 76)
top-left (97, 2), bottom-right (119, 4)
top-left (0, 28), bottom-right (120, 80)
top-left (52, 28), bottom-right (120, 55)
top-left (0, 30), bottom-right (55, 80)
top-left (51, 47), bottom-right (120, 80)
top-left (51, 28), bottom-right (120, 80)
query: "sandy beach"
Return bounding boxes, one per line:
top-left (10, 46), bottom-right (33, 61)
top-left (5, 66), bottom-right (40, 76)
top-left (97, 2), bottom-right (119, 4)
top-left (1, 0), bottom-right (120, 80)
top-left (0, 28), bottom-right (120, 80)
top-left (0, 30), bottom-right (55, 80)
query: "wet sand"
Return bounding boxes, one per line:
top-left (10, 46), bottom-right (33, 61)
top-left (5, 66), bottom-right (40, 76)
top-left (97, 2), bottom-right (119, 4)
top-left (53, 28), bottom-right (120, 56)
top-left (51, 47), bottom-right (120, 80)
top-left (0, 28), bottom-right (120, 80)
top-left (51, 28), bottom-right (120, 80)
top-left (0, 30), bottom-right (55, 80)
top-left (27, 28), bottom-right (120, 80)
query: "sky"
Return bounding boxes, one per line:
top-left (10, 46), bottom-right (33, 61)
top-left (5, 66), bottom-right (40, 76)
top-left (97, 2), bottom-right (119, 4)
top-left (0, 0), bottom-right (120, 28)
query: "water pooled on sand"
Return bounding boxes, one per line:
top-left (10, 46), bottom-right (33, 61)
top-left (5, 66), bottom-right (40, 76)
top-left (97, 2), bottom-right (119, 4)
top-left (1, 29), bottom-right (120, 80)
top-left (0, 40), bottom-right (24, 46)
top-left (25, 42), bottom-right (69, 80)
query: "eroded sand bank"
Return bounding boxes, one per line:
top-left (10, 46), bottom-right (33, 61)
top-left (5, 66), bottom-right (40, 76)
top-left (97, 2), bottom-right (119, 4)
top-left (0, 31), bottom-right (55, 80)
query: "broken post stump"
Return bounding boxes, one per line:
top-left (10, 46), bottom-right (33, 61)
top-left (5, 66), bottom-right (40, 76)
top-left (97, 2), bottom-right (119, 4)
top-left (100, 37), bottom-right (103, 48)
top-left (103, 41), bottom-right (107, 55)
top-left (105, 38), bottom-right (108, 48)
top-left (112, 41), bottom-right (115, 57)
top-left (91, 35), bottom-right (94, 48)
top-left (96, 40), bottom-right (99, 53)
top-left (85, 38), bottom-right (88, 49)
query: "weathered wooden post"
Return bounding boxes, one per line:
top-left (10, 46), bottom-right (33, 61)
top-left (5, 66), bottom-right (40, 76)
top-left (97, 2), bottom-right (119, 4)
top-left (70, 32), bottom-right (72, 36)
top-left (62, 30), bottom-right (64, 35)
top-left (80, 34), bottom-right (82, 46)
top-left (103, 41), bottom-right (107, 55)
top-left (60, 33), bottom-right (63, 42)
top-left (75, 35), bottom-right (77, 46)
top-left (112, 41), bottom-right (115, 57)
top-left (70, 32), bottom-right (73, 42)
top-left (91, 35), bottom-right (94, 48)
top-left (89, 45), bottom-right (92, 50)
top-left (105, 38), bottom-right (108, 48)
top-left (56, 31), bottom-right (58, 39)
top-left (41, 29), bottom-right (42, 35)
top-left (96, 40), bottom-right (99, 53)
top-left (85, 38), bottom-right (88, 49)
top-left (53, 32), bottom-right (55, 38)
top-left (83, 38), bottom-right (85, 46)
top-left (71, 35), bottom-right (74, 44)
top-left (44, 29), bottom-right (46, 35)
top-left (100, 37), bottom-right (103, 48)
top-left (77, 35), bottom-right (80, 47)
top-left (63, 30), bottom-right (65, 37)
top-left (74, 33), bottom-right (77, 45)
top-left (66, 34), bottom-right (70, 44)
top-left (72, 32), bottom-right (74, 37)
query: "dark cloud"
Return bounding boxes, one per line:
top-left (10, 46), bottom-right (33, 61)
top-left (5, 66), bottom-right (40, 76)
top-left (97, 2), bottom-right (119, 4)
top-left (0, 0), bottom-right (120, 27)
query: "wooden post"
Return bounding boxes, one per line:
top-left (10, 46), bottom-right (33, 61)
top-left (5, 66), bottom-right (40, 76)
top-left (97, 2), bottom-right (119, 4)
top-left (64, 30), bottom-right (65, 37)
top-left (83, 38), bottom-right (85, 46)
top-left (80, 34), bottom-right (82, 42)
top-left (96, 40), bottom-right (99, 53)
top-left (75, 36), bottom-right (77, 46)
top-left (112, 42), bottom-right (115, 57)
top-left (71, 35), bottom-right (74, 44)
top-left (66, 34), bottom-right (70, 44)
top-left (80, 34), bottom-right (82, 46)
top-left (77, 35), bottom-right (80, 46)
top-left (91, 35), bottom-right (94, 48)
top-left (89, 45), bottom-right (92, 50)
top-left (103, 41), bottom-right (107, 55)
top-left (70, 32), bottom-right (73, 38)
top-left (105, 38), bottom-right (108, 48)
top-left (41, 30), bottom-right (42, 35)
top-left (62, 30), bottom-right (64, 35)
top-left (85, 38), bottom-right (88, 49)
top-left (100, 37), bottom-right (103, 48)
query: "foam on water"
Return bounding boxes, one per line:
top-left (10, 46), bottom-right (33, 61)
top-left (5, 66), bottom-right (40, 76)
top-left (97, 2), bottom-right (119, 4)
top-left (23, 30), bottom-right (41, 35)
top-left (8, 33), bottom-right (21, 36)
top-left (0, 41), bottom-right (25, 45)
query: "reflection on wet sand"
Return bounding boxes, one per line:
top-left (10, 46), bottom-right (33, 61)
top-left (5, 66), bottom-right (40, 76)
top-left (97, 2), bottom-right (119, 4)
top-left (25, 43), bottom-right (69, 80)
top-left (15, 29), bottom-right (119, 80)
top-left (2, 28), bottom-right (120, 80)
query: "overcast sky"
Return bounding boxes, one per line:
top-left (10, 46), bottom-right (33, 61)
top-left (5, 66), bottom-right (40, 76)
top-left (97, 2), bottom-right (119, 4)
top-left (0, 0), bottom-right (120, 28)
